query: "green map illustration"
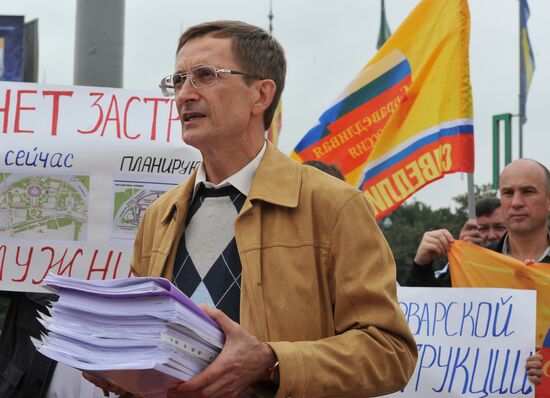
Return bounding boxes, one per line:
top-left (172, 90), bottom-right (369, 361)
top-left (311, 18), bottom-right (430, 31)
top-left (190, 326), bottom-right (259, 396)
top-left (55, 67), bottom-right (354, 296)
top-left (112, 180), bottom-right (175, 240)
top-left (0, 173), bottom-right (89, 241)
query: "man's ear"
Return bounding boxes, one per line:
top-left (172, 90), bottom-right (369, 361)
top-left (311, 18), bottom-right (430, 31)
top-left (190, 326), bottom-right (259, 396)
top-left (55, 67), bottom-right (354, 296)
top-left (251, 79), bottom-right (276, 116)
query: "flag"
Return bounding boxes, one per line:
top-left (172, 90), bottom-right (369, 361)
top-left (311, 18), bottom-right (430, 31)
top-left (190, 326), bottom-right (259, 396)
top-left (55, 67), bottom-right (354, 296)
top-left (520, 0), bottom-right (535, 124)
top-left (537, 329), bottom-right (550, 397)
top-left (0, 16), bottom-right (25, 82)
top-left (377, 0), bottom-right (391, 49)
top-left (448, 240), bottom-right (550, 346)
top-left (266, 100), bottom-right (282, 147)
top-left (0, 38), bottom-right (4, 79)
top-left (291, 0), bottom-right (474, 220)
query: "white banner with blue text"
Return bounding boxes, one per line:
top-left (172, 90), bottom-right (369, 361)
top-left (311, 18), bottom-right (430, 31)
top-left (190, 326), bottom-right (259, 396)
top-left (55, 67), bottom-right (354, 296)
top-left (384, 287), bottom-right (536, 398)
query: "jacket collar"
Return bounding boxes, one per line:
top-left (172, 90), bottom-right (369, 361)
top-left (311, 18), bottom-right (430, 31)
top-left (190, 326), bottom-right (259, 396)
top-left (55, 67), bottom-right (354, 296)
top-left (160, 172), bottom-right (197, 224)
top-left (247, 141), bottom-right (301, 208)
top-left (160, 141), bottom-right (301, 224)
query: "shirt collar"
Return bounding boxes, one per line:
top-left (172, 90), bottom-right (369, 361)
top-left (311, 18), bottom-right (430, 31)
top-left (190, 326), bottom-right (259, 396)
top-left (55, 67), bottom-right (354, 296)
top-left (192, 141), bottom-right (267, 199)
top-left (502, 230), bottom-right (550, 262)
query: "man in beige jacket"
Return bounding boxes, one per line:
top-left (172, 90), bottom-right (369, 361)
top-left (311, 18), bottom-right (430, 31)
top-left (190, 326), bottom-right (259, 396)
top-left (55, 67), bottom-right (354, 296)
top-left (104, 20), bottom-right (416, 398)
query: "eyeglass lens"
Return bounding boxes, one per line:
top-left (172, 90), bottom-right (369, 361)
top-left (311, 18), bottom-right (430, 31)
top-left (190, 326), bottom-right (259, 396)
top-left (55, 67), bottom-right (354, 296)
top-left (171, 66), bottom-right (218, 91)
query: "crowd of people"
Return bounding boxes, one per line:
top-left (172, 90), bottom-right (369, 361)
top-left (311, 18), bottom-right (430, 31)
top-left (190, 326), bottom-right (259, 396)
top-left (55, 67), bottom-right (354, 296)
top-left (0, 19), bottom-right (548, 398)
top-left (405, 158), bottom-right (550, 386)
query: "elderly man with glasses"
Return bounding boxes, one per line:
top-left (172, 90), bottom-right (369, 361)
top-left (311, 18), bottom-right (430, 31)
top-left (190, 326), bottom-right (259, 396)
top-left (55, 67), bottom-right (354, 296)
top-left (93, 20), bottom-right (417, 398)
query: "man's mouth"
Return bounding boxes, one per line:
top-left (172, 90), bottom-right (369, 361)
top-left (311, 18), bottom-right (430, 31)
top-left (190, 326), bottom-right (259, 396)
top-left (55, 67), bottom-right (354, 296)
top-left (183, 112), bottom-right (206, 122)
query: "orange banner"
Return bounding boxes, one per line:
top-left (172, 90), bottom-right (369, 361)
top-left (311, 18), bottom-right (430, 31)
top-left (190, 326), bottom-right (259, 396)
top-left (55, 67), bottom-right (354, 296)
top-left (448, 240), bottom-right (550, 346)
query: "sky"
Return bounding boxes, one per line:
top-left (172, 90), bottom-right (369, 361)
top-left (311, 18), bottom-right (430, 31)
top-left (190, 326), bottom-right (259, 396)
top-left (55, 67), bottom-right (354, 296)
top-left (2, 0), bottom-right (549, 211)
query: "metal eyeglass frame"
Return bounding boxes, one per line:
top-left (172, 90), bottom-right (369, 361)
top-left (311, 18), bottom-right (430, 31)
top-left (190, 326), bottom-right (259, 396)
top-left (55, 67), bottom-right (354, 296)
top-left (159, 65), bottom-right (263, 97)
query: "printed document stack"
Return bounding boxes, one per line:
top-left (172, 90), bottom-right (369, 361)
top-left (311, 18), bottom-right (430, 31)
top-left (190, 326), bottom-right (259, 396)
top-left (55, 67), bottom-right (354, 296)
top-left (34, 274), bottom-right (224, 398)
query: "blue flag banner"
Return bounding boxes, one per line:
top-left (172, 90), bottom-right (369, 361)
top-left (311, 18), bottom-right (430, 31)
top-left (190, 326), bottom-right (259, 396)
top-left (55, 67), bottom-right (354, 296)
top-left (0, 15), bottom-right (24, 82)
top-left (520, 0), bottom-right (535, 124)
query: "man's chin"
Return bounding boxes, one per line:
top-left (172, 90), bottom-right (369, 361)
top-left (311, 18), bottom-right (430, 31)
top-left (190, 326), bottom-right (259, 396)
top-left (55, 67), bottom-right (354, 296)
top-left (507, 221), bottom-right (541, 236)
top-left (182, 130), bottom-right (205, 149)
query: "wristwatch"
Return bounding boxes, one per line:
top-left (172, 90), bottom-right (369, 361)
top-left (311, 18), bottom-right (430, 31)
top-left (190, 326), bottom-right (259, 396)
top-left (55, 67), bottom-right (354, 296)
top-left (268, 361), bottom-right (280, 386)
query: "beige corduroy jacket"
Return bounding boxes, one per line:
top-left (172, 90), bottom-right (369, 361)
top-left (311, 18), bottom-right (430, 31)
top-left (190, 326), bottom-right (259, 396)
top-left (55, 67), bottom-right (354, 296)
top-left (132, 142), bottom-right (417, 398)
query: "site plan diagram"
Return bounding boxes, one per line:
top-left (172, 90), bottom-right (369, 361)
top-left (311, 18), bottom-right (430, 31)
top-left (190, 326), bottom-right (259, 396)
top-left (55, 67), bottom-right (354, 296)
top-left (0, 173), bottom-right (89, 241)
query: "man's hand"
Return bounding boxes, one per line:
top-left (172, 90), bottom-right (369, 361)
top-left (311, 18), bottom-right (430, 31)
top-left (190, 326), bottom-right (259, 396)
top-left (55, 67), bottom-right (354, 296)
top-left (525, 353), bottom-right (543, 385)
top-left (413, 229), bottom-right (454, 266)
top-left (167, 305), bottom-right (276, 398)
top-left (458, 220), bottom-right (482, 245)
top-left (82, 372), bottom-right (133, 397)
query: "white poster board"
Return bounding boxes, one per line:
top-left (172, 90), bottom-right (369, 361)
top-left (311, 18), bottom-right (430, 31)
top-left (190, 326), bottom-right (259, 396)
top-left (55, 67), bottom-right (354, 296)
top-left (384, 287), bottom-right (537, 398)
top-left (0, 82), bottom-right (201, 292)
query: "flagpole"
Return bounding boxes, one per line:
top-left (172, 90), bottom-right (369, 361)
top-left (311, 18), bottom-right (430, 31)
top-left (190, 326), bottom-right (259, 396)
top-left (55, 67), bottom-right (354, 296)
top-left (266, 0), bottom-right (283, 146)
top-left (467, 173), bottom-right (476, 221)
top-left (268, 0), bottom-right (273, 34)
top-left (467, 0), bottom-right (478, 219)
top-left (377, 0), bottom-right (391, 49)
top-left (518, 0), bottom-right (524, 158)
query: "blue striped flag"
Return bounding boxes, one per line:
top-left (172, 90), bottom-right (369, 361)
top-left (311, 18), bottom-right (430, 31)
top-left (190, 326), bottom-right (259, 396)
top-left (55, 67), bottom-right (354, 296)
top-left (520, 0), bottom-right (535, 124)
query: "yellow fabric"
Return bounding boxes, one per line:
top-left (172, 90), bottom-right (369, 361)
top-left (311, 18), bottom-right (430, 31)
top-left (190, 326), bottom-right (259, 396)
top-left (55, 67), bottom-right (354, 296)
top-left (366, 0), bottom-right (472, 159)
top-left (291, 0), bottom-right (474, 220)
top-left (522, 29), bottom-right (535, 92)
top-left (266, 100), bottom-right (282, 147)
top-left (448, 240), bottom-right (550, 346)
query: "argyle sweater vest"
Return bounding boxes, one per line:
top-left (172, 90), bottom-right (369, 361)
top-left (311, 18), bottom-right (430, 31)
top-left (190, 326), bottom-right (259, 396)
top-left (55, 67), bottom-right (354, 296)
top-left (172, 184), bottom-right (246, 323)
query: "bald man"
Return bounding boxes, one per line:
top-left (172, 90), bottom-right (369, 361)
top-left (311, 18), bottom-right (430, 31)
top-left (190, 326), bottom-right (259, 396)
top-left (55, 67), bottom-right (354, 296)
top-left (497, 159), bottom-right (550, 386)
top-left (408, 159), bottom-right (550, 382)
top-left (498, 159), bottom-right (550, 264)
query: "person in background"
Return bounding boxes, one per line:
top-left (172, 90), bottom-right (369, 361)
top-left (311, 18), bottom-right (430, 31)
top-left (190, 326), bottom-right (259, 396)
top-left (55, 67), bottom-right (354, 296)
top-left (0, 292), bottom-right (114, 397)
top-left (0, 293), bottom-right (57, 397)
top-left (406, 196), bottom-right (506, 287)
top-left (303, 160), bottom-right (345, 180)
top-left (497, 159), bottom-right (550, 386)
top-left (407, 158), bottom-right (549, 386)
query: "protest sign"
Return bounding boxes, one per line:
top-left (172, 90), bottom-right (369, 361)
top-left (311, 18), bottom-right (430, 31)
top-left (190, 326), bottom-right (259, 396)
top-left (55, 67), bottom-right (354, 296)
top-left (0, 82), bottom-right (201, 292)
top-left (385, 287), bottom-right (536, 398)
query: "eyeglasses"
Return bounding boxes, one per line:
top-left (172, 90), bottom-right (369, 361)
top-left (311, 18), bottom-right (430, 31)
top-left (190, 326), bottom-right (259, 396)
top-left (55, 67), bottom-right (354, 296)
top-left (159, 65), bottom-right (263, 97)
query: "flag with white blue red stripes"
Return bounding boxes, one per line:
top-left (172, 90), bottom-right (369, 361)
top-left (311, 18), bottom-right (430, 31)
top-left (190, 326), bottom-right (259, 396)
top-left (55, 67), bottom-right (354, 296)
top-left (291, 0), bottom-right (474, 220)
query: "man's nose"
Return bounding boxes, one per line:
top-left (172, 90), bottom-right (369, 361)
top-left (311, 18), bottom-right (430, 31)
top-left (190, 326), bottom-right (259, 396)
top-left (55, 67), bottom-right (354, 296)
top-left (510, 192), bottom-right (524, 207)
top-left (175, 78), bottom-right (199, 106)
top-left (486, 227), bottom-right (498, 241)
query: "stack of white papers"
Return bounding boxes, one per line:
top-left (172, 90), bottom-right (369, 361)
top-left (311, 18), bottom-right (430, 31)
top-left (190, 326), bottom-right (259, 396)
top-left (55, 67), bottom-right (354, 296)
top-left (34, 274), bottom-right (225, 398)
